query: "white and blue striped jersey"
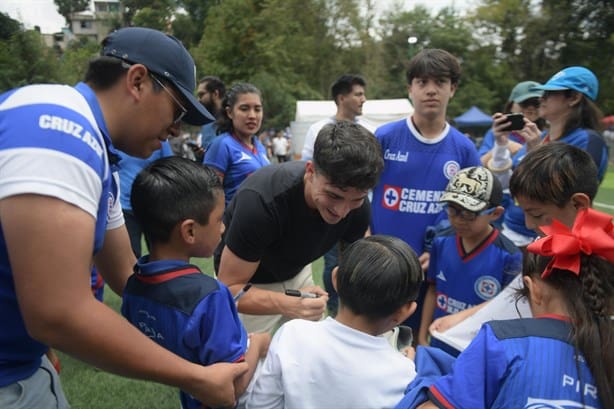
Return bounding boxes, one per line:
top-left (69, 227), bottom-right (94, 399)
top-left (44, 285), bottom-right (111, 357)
top-left (0, 82), bottom-right (122, 386)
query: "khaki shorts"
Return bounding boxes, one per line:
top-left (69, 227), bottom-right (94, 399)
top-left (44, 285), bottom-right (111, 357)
top-left (0, 355), bottom-right (70, 409)
top-left (239, 264), bottom-right (318, 334)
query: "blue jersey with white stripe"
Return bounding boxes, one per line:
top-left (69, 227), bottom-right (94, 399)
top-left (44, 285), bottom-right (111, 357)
top-left (427, 228), bottom-right (521, 355)
top-left (427, 228), bottom-right (521, 318)
top-left (430, 317), bottom-right (602, 409)
top-left (370, 118), bottom-right (480, 254)
top-left (204, 132), bottom-right (270, 206)
top-left (121, 258), bottom-right (247, 409)
top-left (0, 83), bottom-right (120, 386)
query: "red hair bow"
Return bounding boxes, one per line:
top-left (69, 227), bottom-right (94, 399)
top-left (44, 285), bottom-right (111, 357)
top-left (527, 208), bottom-right (614, 278)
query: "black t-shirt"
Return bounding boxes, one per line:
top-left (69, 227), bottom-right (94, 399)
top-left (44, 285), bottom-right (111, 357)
top-left (214, 161), bottom-right (370, 284)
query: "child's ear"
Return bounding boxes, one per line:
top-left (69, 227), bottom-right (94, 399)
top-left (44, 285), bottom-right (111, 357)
top-left (331, 267), bottom-right (339, 292)
top-left (491, 205), bottom-right (505, 219)
top-left (393, 301), bottom-right (417, 324)
top-left (179, 219), bottom-right (197, 244)
top-left (570, 193), bottom-right (591, 211)
top-left (523, 275), bottom-right (543, 307)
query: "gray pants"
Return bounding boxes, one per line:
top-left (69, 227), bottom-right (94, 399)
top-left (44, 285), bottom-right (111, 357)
top-left (0, 355), bottom-right (70, 409)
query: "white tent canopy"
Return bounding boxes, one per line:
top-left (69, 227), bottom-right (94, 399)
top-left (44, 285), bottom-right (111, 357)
top-left (290, 99), bottom-right (413, 158)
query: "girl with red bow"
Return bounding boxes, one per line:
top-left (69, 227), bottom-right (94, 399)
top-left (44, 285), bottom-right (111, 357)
top-left (414, 143), bottom-right (613, 409)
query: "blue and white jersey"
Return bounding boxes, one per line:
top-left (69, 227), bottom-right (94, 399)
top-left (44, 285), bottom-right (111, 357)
top-left (370, 118), bottom-right (480, 254)
top-left (0, 82), bottom-right (122, 386)
top-left (204, 132), bottom-right (270, 206)
top-left (427, 228), bottom-right (521, 318)
top-left (121, 258), bottom-right (247, 409)
top-left (429, 317), bottom-right (603, 408)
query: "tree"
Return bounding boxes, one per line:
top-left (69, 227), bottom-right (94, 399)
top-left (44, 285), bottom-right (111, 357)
top-left (0, 29), bottom-right (61, 92)
top-left (0, 12), bottom-right (22, 40)
top-left (54, 0), bottom-right (89, 28)
top-left (176, 0), bottom-right (219, 48)
top-left (122, 0), bottom-right (177, 28)
top-left (58, 37), bottom-right (100, 86)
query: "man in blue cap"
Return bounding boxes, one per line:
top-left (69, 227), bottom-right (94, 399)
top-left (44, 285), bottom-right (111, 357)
top-left (0, 27), bottom-right (246, 408)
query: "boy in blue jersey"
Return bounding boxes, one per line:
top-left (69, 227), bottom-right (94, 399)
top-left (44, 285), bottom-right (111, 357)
top-left (417, 166), bottom-right (522, 355)
top-left (370, 49), bottom-right (480, 336)
top-left (121, 157), bottom-right (270, 409)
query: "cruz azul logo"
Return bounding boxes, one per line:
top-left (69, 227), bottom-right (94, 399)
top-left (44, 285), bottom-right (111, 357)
top-left (382, 185), bottom-right (402, 210)
top-left (381, 184), bottom-right (444, 214)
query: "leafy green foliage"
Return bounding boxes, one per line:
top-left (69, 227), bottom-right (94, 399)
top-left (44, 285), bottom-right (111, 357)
top-left (0, 30), bottom-right (61, 93)
top-left (2, 0), bottom-right (614, 126)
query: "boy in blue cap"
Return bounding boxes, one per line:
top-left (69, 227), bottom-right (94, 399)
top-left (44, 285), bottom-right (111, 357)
top-left (417, 166), bottom-right (522, 356)
top-left (0, 27), bottom-right (245, 408)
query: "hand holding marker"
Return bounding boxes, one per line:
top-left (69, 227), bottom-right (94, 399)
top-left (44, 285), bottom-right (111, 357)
top-left (284, 289), bottom-right (320, 298)
top-left (234, 283), bottom-right (252, 303)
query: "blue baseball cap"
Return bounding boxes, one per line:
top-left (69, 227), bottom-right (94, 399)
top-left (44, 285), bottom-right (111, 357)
top-left (530, 66), bottom-right (598, 101)
top-left (101, 27), bottom-right (215, 126)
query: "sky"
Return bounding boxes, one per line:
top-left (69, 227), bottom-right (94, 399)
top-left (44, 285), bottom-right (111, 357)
top-left (0, 0), bottom-right (475, 34)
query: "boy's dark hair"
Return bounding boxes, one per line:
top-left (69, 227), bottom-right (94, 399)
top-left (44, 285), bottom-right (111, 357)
top-left (509, 142), bottom-right (599, 207)
top-left (336, 235), bottom-right (423, 320)
top-left (519, 252), bottom-right (614, 408)
top-left (131, 157), bottom-right (223, 244)
top-left (199, 76), bottom-right (226, 99)
top-left (216, 82), bottom-right (262, 134)
top-left (313, 121), bottom-right (384, 190)
top-left (331, 74), bottom-right (366, 104)
top-left (406, 48), bottom-right (461, 85)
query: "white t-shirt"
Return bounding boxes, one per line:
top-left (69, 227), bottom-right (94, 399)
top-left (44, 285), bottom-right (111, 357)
top-left (301, 117), bottom-right (376, 160)
top-left (247, 317), bottom-right (416, 409)
top-left (271, 137), bottom-right (289, 156)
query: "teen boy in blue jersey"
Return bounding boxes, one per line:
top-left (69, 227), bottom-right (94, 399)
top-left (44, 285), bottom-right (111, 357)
top-left (122, 157), bottom-right (270, 409)
top-left (417, 166), bottom-right (522, 356)
top-left (369, 49), bottom-right (480, 336)
top-left (0, 27), bottom-right (245, 408)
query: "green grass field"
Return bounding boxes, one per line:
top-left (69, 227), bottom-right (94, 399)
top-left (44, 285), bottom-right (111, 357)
top-left (594, 167), bottom-right (614, 214)
top-left (57, 169), bottom-right (614, 407)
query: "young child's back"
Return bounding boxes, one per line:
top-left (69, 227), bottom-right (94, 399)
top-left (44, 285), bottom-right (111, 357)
top-left (121, 157), bottom-right (269, 409)
top-left (247, 235), bottom-right (423, 409)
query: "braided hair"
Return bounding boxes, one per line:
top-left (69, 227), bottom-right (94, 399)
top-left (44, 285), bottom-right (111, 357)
top-left (519, 252), bottom-right (614, 407)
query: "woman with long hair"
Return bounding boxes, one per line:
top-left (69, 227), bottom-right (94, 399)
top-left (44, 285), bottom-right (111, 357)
top-left (204, 82), bottom-right (270, 206)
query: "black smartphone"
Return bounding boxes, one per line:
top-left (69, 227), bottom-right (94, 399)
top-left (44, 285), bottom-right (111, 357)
top-left (500, 113), bottom-right (525, 132)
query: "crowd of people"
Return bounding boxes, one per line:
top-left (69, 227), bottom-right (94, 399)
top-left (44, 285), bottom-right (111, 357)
top-left (0, 25), bottom-right (612, 409)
